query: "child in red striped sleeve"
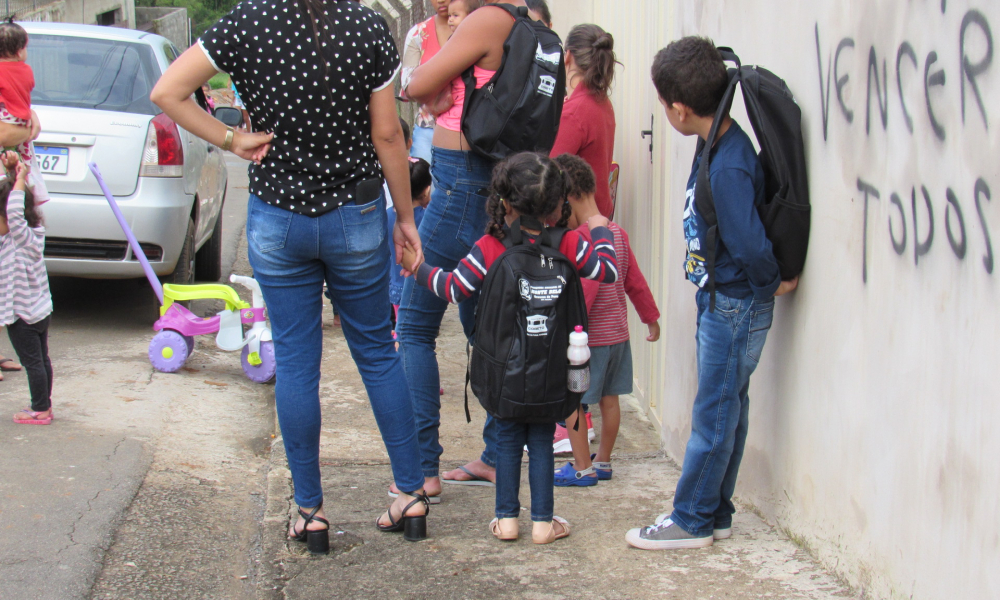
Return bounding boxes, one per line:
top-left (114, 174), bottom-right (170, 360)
top-left (402, 151), bottom-right (618, 543)
top-left (550, 154), bottom-right (660, 487)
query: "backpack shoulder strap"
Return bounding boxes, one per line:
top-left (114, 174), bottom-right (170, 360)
top-left (694, 48), bottom-right (743, 313)
top-left (544, 226), bottom-right (570, 251)
top-left (493, 3), bottom-right (529, 19)
top-left (507, 216), bottom-right (553, 248)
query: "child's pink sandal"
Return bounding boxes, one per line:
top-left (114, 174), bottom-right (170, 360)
top-left (13, 409), bottom-right (52, 425)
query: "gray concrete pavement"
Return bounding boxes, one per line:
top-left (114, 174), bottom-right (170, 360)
top-left (262, 298), bottom-right (858, 600)
top-left (1, 155), bottom-right (859, 600)
top-left (0, 157), bottom-right (273, 600)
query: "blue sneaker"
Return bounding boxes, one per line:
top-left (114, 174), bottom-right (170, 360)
top-left (591, 454), bottom-right (612, 480)
top-left (553, 462), bottom-right (598, 487)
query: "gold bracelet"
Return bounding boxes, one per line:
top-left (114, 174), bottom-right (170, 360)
top-left (221, 126), bottom-right (235, 152)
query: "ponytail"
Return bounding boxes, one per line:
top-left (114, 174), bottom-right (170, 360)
top-left (565, 24), bottom-right (620, 98)
top-left (297, 0), bottom-right (333, 101)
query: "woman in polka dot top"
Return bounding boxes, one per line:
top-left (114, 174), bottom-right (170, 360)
top-left (152, 0), bottom-right (431, 551)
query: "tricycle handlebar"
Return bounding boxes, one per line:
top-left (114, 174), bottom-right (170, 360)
top-left (229, 274), bottom-right (265, 309)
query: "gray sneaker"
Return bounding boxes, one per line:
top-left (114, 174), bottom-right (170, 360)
top-left (625, 518), bottom-right (713, 550)
top-left (655, 512), bottom-right (731, 540)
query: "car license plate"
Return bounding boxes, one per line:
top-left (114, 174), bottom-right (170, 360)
top-left (35, 145), bottom-right (69, 175)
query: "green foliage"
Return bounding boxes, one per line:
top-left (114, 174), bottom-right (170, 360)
top-left (136, 0), bottom-right (241, 39)
top-left (208, 72), bottom-right (230, 90)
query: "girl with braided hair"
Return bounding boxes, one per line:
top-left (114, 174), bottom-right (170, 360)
top-left (401, 151), bottom-right (618, 543)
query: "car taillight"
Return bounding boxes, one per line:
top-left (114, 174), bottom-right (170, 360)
top-left (140, 113), bottom-right (184, 177)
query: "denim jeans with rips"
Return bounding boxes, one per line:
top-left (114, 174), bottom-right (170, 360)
top-left (246, 194), bottom-right (424, 508)
top-left (395, 147), bottom-right (497, 478)
top-left (670, 290), bottom-right (774, 537)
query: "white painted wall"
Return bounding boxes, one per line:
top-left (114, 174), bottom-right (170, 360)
top-left (550, 1), bottom-right (999, 599)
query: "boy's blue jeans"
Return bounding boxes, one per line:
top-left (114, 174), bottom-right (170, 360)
top-left (396, 147), bottom-right (496, 478)
top-left (670, 290), bottom-right (774, 537)
top-left (246, 194), bottom-right (424, 508)
top-left (494, 419), bottom-right (556, 522)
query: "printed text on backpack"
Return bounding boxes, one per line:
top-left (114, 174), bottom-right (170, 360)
top-left (469, 217), bottom-right (588, 423)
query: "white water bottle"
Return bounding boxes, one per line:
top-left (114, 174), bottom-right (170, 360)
top-left (567, 325), bottom-right (591, 392)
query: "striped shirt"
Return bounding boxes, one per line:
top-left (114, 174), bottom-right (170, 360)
top-left (0, 190), bottom-right (52, 325)
top-left (415, 226), bottom-right (619, 304)
top-left (579, 222), bottom-right (660, 346)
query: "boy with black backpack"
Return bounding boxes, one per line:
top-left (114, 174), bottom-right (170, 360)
top-left (402, 152), bottom-right (618, 543)
top-left (625, 37), bottom-right (799, 551)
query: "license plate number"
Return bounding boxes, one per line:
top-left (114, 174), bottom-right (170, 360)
top-left (35, 146), bottom-right (69, 175)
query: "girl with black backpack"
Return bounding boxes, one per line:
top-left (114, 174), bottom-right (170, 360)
top-left (401, 152), bottom-right (618, 543)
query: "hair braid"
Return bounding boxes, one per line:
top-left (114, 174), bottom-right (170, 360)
top-left (485, 159), bottom-right (515, 240)
top-left (486, 152), bottom-right (573, 239)
top-left (485, 192), bottom-right (508, 240)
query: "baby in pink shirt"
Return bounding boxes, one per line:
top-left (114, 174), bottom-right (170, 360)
top-left (0, 19), bottom-right (48, 203)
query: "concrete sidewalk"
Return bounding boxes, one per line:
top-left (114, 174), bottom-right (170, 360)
top-left (260, 302), bottom-right (856, 600)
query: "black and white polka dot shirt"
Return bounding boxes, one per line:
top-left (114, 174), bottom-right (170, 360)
top-left (199, 0), bottom-right (400, 216)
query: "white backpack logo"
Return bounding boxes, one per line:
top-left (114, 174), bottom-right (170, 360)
top-left (538, 75), bottom-right (556, 98)
top-left (526, 315), bottom-right (549, 336)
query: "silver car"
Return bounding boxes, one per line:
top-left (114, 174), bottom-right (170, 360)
top-left (24, 22), bottom-right (228, 282)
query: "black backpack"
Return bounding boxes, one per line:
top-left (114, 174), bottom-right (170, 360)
top-left (694, 47), bottom-right (811, 311)
top-left (460, 4), bottom-right (566, 161)
top-left (468, 218), bottom-right (588, 423)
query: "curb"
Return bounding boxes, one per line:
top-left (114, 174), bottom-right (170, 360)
top-left (258, 436), bottom-right (291, 600)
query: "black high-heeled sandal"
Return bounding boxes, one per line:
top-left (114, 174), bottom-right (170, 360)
top-left (375, 493), bottom-right (429, 541)
top-left (290, 505), bottom-right (330, 555)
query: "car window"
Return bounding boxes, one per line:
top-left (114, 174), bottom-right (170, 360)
top-left (163, 43), bottom-right (178, 64)
top-left (27, 34), bottom-right (161, 116)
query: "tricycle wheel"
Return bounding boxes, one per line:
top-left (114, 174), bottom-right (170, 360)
top-left (149, 330), bottom-right (190, 373)
top-left (241, 341), bottom-right (276, 383)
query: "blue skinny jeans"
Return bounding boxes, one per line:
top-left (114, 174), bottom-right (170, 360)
top-left (495, 419), bottom-right (556, 522)
top-left (246, 194), bottom-right (424, 508)
top-left (395, 146), bottom-right (496, 478)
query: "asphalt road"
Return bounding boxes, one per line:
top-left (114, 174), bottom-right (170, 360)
top-left (0, 157), bottom-right (269, 600)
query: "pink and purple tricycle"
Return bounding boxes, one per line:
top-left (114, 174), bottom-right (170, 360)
top-left (90, 162), bottom-right (276, 383)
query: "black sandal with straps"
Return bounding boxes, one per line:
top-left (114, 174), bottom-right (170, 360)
top-left (290, 505), bottom-right (330, 554)
top-left (375, 493), bottom-right (429, 541)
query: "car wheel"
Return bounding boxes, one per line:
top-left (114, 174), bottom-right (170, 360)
top-left (195, 205), bottom-right (224, 282)
top-left (171, 217), bottom-right (196, 285)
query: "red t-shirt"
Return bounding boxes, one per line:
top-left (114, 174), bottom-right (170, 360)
top-left (0, 62), bottom-right (34, 122)
top-left (578, 222), bottom-right (659, 346)
top-left (550, 85), bottom-right (616, 217)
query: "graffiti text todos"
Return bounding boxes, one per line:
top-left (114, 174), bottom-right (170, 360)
top-left (814, 5), bottom-right (995, 282)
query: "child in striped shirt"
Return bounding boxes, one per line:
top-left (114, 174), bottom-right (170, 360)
top-left (0, 150), bottom-right (53, 425)
top-left (402, 151), bottom-right (618, 544)
top-left (550, 154), bottom-right (660, 486)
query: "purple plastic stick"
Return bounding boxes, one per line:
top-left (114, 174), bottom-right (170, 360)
top-left (88, 162), bottom-right (164, 305)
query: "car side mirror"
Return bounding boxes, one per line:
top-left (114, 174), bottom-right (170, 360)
top-left (214, 107), bottom-right (244, 128)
